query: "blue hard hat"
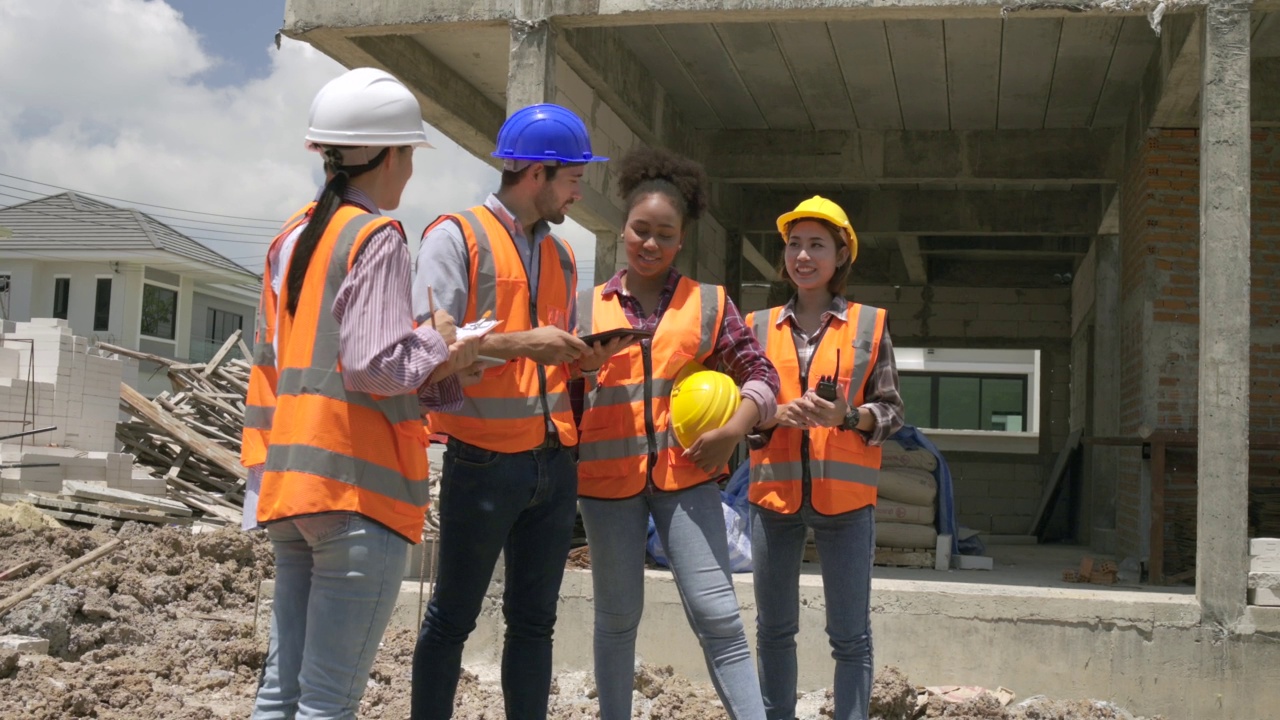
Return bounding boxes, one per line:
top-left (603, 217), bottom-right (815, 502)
top-left (492, 104), bottom-right (608, 164)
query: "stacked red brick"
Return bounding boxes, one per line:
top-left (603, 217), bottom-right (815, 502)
top-left (1116, 128), bottom-right (1280, 573)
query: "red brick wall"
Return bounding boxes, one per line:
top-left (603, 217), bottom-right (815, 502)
top-left (1115, 128), bottom-right (1280, 570)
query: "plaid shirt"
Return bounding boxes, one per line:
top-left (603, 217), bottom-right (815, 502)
top-left (754, 295), bottom-right (904, 447)
top-left (573, 268), bottom-right (780, 427)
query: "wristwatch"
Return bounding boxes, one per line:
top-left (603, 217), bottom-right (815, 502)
top-left (841, 406), bottom-right (862, 432)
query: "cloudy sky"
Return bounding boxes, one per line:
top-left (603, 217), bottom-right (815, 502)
top-left (0, 0), bottom-right (597, 287)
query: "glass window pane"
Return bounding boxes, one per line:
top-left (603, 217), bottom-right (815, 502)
top-left (53, 278), bottom-right (70, 320)
top-left (94, 278), bottom-right (112, 331)
top-left (982, 377), bottom-right (1026, 431)
top-left (937, 376), bottom-right (981, 430)
top-left (141, 284), bottom-right (177, 340)
top-left (899, 375), bottom-right (933, 428)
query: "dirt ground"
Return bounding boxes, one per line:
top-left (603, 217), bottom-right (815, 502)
top-left (0, 518), bottom-right (1160, 719)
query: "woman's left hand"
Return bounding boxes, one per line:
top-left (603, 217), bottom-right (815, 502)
top-left (683, 426), bottom-right (741, 474)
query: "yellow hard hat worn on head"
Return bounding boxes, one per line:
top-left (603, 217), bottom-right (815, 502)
top-left (670, 370), bottom-right (740, 449)
top-left (776, 195), bottom-right (858, 263)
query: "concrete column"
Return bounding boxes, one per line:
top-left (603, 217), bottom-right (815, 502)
top-left (1091, 235), bottom-right (1121, 553)
top-left (175, 275), bottom-right (195, 361)
top-left (506, 19), bottom-right (556, 115)
top-left (1197, 2), bottom-right (1252, 627)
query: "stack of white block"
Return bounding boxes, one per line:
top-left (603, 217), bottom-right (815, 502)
top-left (0, 319), bottom-right (155, 496)
top-left (1249, 538), bottom-right (1280, 607)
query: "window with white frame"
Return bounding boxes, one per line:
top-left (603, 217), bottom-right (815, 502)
top-left (140, 283), bottom-right (178, 340)
top-left (895, 348), bottom-right (1039, 434)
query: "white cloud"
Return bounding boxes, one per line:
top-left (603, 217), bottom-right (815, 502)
top-left (0, 0), bottom-right (596, 285)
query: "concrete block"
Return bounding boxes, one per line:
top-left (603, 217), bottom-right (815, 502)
top-left (934, 534), bottom-right (952, 571)
top-left (0, 635), bottom-right (50, 655)
top-left (952, 555), bottom-right (994, 570)
top-left (1251, 556), bottom-right (1280, 573)
top-left (1251, 538), bottom-right (1280, 557)
top-left (1250, 587), bottom-right (1280, 607)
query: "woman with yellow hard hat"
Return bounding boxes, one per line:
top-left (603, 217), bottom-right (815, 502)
top-left (745, 196), bottom-right (904, 720)
top-left (573, 146), bottom-right (780, 719)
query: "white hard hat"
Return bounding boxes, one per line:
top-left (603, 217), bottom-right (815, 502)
top-left (305, 67), bottom-right (433, 152)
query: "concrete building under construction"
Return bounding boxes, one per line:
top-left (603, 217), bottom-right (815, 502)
top-left (280, 1), bottom-right (1280, 716)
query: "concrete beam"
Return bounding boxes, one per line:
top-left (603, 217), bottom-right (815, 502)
top-left (917, 236), bottom-right (1093, 258)
top-left (899, 236), bottom-right (927, 285)
top-left (1197, 0), bottom-right (1251, 629)
top-left (741, 187), bottom-right (1106, 236)
top-left (285, 0), bottom-right (1280, 32)
top-left (507, 20), bottom-right (556, 113)
top-left (557, 27), bottom-right (697, 158)
top-left (927, 257), bottom-right (1077, 288)
top-left (338, 33), bottom-right (505, 164)
top-left (741, 235), bottom-right (779, 281)
top-left (709, 129), bottom-right (1120, 184)
top-left (1142, 13), bottom-right (1203, 129)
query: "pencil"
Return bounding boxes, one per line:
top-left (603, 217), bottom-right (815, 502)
top-left (427, 286), bottom-right (437, 328)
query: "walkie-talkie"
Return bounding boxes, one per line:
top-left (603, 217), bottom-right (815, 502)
top-left (815, 349), bottom-right (840, 402)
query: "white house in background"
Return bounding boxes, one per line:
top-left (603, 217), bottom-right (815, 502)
top-left (0, 192), bottom-right (261, 365)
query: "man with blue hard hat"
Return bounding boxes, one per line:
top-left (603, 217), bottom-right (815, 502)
top-left (410, 104), bottom-right (609, 719)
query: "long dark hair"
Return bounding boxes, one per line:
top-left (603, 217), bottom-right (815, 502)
top-left (285, 146), bottom-right (390, 316)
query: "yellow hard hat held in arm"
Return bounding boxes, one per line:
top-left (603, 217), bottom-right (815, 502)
top-left (670, 369), bottom-right (740, 449)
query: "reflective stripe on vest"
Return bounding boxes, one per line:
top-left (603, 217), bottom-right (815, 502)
top-left (576, 277), bottom-right (726, 499)
top-left (242, 203), bottom-right (314, 466)
top-left (258, 207), bottom-right (429, 541)
top-left (747, 301), bottom-right (886, 515)
top-left (424, 207), bottom-right (578, 453)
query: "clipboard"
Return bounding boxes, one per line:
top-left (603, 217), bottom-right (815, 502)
top-left (578, 328), bottom-right (654, 345)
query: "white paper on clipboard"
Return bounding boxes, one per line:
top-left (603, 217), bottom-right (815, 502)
top-left (456, 317), bottom-right (502, 341)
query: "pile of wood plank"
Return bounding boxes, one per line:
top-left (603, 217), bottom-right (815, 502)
top-left (100, 332), bottom-right (250, 524)
top-left (2, 480), bottom-right (196, 530)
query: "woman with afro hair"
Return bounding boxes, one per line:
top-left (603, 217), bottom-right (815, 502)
top-left (573, 146), bottom-right (779, 720)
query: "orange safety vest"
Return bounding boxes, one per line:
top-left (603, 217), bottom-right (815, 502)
top-left (576, 277), bottom-right (726, 498)
top-left (747, 302), bottom-right (887, 515)
top-left (256, 205), bottom-right (431, 541)
top-left (422, 206), bottom-right (578, 453)
top-left (241, 203), bottom-right (314, 468)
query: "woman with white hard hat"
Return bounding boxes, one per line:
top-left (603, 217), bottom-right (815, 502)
top-left (745, 196), bottom-right (904, 720)
top-left (573, 146), bottom-right (780, 720)
top-left (244, 67), bottom-right (481, 720)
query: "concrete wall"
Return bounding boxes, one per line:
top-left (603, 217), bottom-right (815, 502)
top-left (1114, 127), bottom-right (1280, 572)
top-left (831, 284), bottom-right (1074, 536)
top-left (270, 570), bottom-right (1280, 720)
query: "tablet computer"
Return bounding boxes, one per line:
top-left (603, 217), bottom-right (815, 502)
top-left (578, 328), bottom-right (654, 345)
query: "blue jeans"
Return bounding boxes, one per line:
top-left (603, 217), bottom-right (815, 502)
top-left (252, 512), bottom-right (408, 720)
top-left (411, 438), bottom-right (578, 720)
top-left (751, 504), bottom-right (875, 720)
top-left (580, 482), bottom-right (765, 720)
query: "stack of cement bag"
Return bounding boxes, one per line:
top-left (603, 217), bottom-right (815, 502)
top-left (876, 440), bottom-right (940, 550)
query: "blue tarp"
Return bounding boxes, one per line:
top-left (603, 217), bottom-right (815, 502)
top-left (647, 462), bottom-right (754, 572)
